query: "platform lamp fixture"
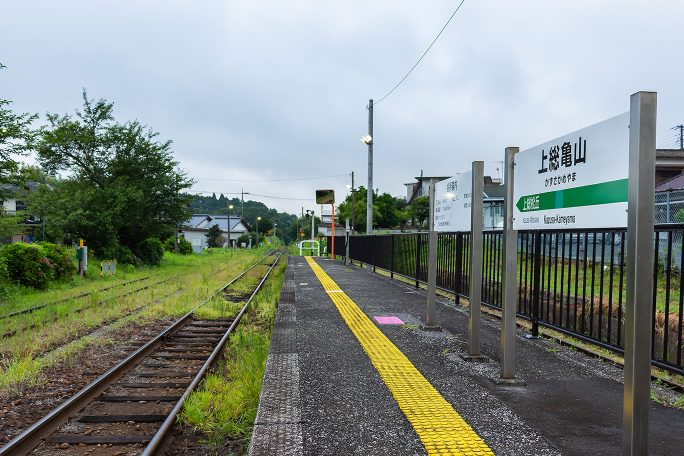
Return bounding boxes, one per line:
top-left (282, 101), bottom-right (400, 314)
top-left (362, 122), bottom-right (373, 234)
top-left (227, 204), bottom-right (234, 249)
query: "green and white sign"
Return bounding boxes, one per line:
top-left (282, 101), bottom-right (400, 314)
top-left (434, 171), bottom-right (472, 232)
top-left (513, 113), bottom-right (629, 230)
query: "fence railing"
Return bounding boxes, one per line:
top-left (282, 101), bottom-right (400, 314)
top-left (328, 226), bottom-right (684, 376)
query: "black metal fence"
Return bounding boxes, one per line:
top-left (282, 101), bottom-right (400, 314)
top-left (328, 226), bottom-right (684, 376)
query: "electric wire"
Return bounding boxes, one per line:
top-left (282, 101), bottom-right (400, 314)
top-left (195, 173), bottom-right (349, 183)
top-left (189, 189), bottom-right (314, 201)
top-left (374, 0), bottom-right (466, 105)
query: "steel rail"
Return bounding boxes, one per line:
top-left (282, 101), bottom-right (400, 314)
top-left (142, 248), bottom-right (286, 455)
top-left (1, 276), bottom-right (177, 339)
top-left (0, 274), bottom-right (158, 321)
top-left (0, 250), bottom-right (280, 456)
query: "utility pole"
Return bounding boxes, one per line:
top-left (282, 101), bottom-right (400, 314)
top-left (241, 189), bottom-right (244, 218)
top-left (351, 171), bottom-right (355, 233)
top-left (366, 99), bottom-right (374, 234)
top-left (674, 124), bottom-right (684, 150)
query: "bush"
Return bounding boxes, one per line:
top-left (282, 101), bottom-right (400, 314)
top-left (0, 243), bottom-right (54, 289)
top-left (163, 236), bottom-right (193, 255)
top-left (102, 245), bottom-right (141, 266)
top-left (237, 232), bottom-right (259, 247)
top-left (136, 237), bottom-right (165, 265)
top-left (37, 242), bottom-right (76, 280)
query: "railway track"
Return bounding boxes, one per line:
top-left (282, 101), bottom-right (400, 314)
top-left (0, 249), bottom-right (285, 456)
top-left (1, 276), bottom-right (176, 339)
top-left (0, 274), bottom-right (159, 322)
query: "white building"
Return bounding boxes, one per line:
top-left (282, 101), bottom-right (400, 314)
top-left (317, 205), bottom-right (344, 237)
top-left (182, 214), bottom-right (250, 252)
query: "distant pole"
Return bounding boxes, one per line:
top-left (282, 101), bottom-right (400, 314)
top-left (174, 176), bottom-right (180, 253)
top-left (366, 99), bottom-right (374, 234)
top-left (624, 91), bottom-right (657, 455)
top-left (331, 204), bottom-right (336, 259)
top-left (425, 178), bottom-right (438, 327)
top-left (310, 211), bottom-right (315, 243)
top-left (500, 147), bottom-right (519, 380)
top-left (351, 171), bottom-right (355, 233)
top-left (241, 189), bottom-right (244, 218)
top-left (675, 124), bottom-right (684, 150)
top-left (345, 218), bottom-right (350, 264)
top-left (227, 204), bottom-right (232, 249)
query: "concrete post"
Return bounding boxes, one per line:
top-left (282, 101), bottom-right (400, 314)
top-left (425, 178), bottom-right (439, 328)
top-left (345, 218), bottom-right (350, 265)
top-left (500, 147), bottom-right (521, 382)
top-left (623, 91), bottom-right (657, 455)
top-left (467, 161), bottom-right (486, 359)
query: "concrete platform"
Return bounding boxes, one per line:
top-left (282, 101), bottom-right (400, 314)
top-left (250, 256), bottom-right (684, 455)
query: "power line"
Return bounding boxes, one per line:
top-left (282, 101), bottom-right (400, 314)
top-left (189, 189), bottom-right (314, 201)
top-left (375, 0), bottom-right (467, 105)
top-left (194, 173), bottom-right (349, 183)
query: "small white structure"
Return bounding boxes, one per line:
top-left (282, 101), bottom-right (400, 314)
top-left (182, 214), bottom-right (250, 253)
top-left (299, 240), bottom-right (320, 256)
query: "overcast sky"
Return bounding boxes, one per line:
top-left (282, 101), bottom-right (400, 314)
top-left (1, 1), bottom-right (682, 214)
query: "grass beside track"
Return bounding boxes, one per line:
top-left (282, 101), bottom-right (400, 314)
top-left (0, 248), bottom-right (267, 394)
top-left (179, 255), bottom-right (286, 452)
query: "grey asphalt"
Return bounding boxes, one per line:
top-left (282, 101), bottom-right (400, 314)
top-left (251, 256), bottom-right (684, 455)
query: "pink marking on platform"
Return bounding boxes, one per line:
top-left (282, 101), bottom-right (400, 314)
top-left (374, 316), bottom-right (405, 325)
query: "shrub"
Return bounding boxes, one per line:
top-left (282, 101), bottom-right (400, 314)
top-left (237, 232), bottom-right (259, 247)
top-left (37, 242), bottom-right (76, 280)
top-left (102, 245), bottom-right (141, 266)
top-left (163, 236), bottom-right (193, 255)
top-left (0, 243), bottom-right (54, 289)
top-left (136, 237), bottom-right (165, 265)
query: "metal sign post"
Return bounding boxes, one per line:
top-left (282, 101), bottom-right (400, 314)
top-left (466, 161), bottom-right (486, 360)
top-left (500, 147), bottom-right (521, 382)
top-left (424, 178), bottom-right (440, 329)
top-left (623, 91), bottom-right (657, 455)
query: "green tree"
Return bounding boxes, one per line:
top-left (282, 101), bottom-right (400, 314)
top-left (0, 64), bottom-right (37, 189)
top-left (1, 64), bottom-right (38, 241)
top-left (206, 224), bottom-right (222, 248)
top-left (30, 91), bottom-right (194, 261)
top-left (337, 186), bottom-right (407, 232)
top-left (407, 196), bottom-right (430, 228)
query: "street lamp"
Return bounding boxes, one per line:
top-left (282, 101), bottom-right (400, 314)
top-left (256, 216), bottom-right (261, 246)
top-left (273, 223), bottom-right (277, 242)
top-left (363, 98), bottom-right (373, 234)
top-left (227, 204), bottom-right (234, 248)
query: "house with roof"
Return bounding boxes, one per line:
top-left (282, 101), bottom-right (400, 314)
top-left (1, 182), bottom-right (47, 243)
top-left (182, 214), bottom-right (250, 252)
top-left (317, 205), bottom-right (345, 237)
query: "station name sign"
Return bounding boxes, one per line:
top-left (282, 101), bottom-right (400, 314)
top-left (513, 113), bottom-right (629, 230)
top-left (434, 171), bottom-right (472, 232)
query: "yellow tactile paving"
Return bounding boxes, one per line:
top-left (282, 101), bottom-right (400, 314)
top-left (304, 257), bottom-right (495, 456)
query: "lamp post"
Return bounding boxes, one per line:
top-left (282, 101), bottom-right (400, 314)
top-left (256, 216), bottom-right (261, 246)
top-left (227, 204), bottom-right (234, 248)
top-left (273, 223), bottom-right (277, 243)
top-left (362, 98), bottom-right (373, 234)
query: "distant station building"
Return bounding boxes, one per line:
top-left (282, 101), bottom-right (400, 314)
top-left (182, 214), bottom-right (249, 252)
top-left (317, 206), bottom-right (344, 237)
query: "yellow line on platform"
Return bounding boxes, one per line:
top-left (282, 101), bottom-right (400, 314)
top-left (304, 257), bottom-right (494, 456)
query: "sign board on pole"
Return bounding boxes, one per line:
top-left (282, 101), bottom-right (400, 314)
top-left (513, 113), bottom-right (629, 230)
top-left (434, 171), bottom-right (473, 232)
top-left (315, 189), bottom-right (335, 204)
